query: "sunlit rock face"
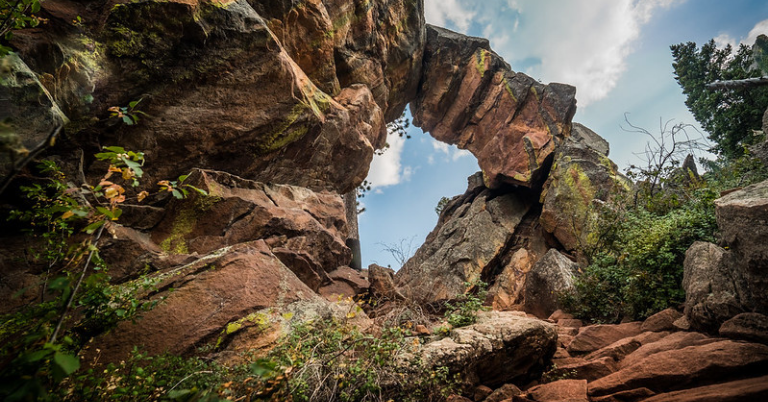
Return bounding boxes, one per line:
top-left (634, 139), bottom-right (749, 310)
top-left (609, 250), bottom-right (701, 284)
top-left (411, 25), bottom-right (577, 189)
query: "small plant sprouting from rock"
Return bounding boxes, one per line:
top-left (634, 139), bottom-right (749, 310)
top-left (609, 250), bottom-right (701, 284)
top-left (444, 281), bottom-right (489, 328)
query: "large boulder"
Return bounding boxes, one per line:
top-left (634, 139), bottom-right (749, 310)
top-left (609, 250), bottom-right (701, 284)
top-left (417, 311), bottom-right (557, 388)
top-left (395, 173), bottom-right (533, 304)
top-left (714, 179), bottom-right (768, 313)
top-left (640, 375), bottom-right (768, 402)
top-left (539, 132), bottom-right (630, 253)
top-left (521, 249), bottom-right (577, 318)
top-left (411, 25), bottom-right (577, 188)
top-left (87, 241), bottom-right (322, 363)
top-left (588, 340), bottom-right (768, 397)
top-left (0, 54), bottom-right (67, 177)
top-left (149, 169), bottom-right (351, 291)
top-left (682, 241), bottom-right (749, 333)
top-left (719, 312), bottom-right (768, 345)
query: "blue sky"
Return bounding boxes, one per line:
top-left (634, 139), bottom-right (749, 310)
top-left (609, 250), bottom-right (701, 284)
top-left (359, 0), bottom-right (768, 269)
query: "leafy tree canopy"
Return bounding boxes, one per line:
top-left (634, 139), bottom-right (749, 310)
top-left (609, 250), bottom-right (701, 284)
top-left (671, 36), bottom-right (768, 158)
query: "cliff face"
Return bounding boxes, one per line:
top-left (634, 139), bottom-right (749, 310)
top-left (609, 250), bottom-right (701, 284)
top-left (1, 0), bottom-right (578, 365)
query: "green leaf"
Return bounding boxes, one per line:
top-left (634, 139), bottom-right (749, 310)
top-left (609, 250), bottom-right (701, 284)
top-left (48, 276), bottom-right (70, 291)
top-left (104, 146), bottom-right (126, 153)
top-left (52, 352), bottom-right (80, 382)
top-left (31, 1), bottom-right (41, 13)
top-left (23, 349), bottom-right (52, 363)
top-left (122, 115), bottom-right (134, 125)
top-left (128, 98), bottom-right (142, 108)
top-left (123, 158), bottom-right (144, 177)
top-left (84, 220), bottom-right (105, 234)
top-left (172, 189), bottom-right (184, 199)
top-left (94, 152), bottom-right (115, 161)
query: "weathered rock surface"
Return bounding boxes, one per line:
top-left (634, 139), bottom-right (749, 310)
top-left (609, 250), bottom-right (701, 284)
top-left (521, 249), bottom-right (577, 318)
top-left (0, 54), bottom-right (67, 177)
top-left (89, 241), bottom-right (320, 363)
top-left (368, 264), bottom-right (404, 301)
top-left (640, 308), bottom-right (683, 333)
top-left (570, 123), bottom-right (609, 156)
top-left (683, 241), bottom-right (748, 332)
top-left (411, 25), bottom-right (577, 189)
top-left (527, 379), bottom-right (588, 402)
top-left (149, 169), bottom-right (351, 291)
top-left (8, 0), bottom-right (423, 194)
top-left (714, 179), bottom-right (768, 312)
top-left (395, 173), bottom-right (534, 303)
top-left (418, 311), bottom-right (557, 388)
top-left (588, 340), bottom-right (768, 396)
top-left (640, 374), bottom-right (768, 402)
top-left (719, 312), bottom-right (768, 345)
top-left (567, 322), bottom-right (643, 354)
top-left (539, 134), bottom-right (630, 252)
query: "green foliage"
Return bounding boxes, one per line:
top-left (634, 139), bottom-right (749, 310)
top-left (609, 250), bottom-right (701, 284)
top-left (0, 146), bottom-right (205, 400)
top-left (671, 39), bottom-right (768, 158)
top-left (253, 312), bottom-right (457, 402)
top-left (0, 0), bottom-right (43, 57)
top-left (434, 196), bottom-right (450, 216)
top-left (68, 347), bottom-right (230, 402)
top-left (563, 149), bottom-right (768, 323)
top-left (108, 99), bottom-right (150, 126)
top-left (444, 281), bottom-right (488, 328)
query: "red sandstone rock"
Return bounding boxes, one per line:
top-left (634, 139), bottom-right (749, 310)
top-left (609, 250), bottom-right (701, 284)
top-left (719, 312), bottom-right (768, 345)
top-left (484, 384), bottom-right (523, 402)
top-left (150, 169), bottom-right (351, 291)
top-left (412, 25), bottom-right (576, 189)
top-left (474, 385), bottom-right (493, 401)
top-left (88, 242), bottom-right (320, 363)
top-left (589, 340), bottom-right (768, 396)
top-left (640, 374), bottom-right (768, 402)
top-left (528, 379), bottom-right (588, 402)
top-left (619, 331), bottom-right (717, 369)
top-left (557, 319), bottom-right (583, 328)
top-left (591, 388), bottom-right (655, 402)
top-left (567, 322), bottom-right (643, 354)
top-left (640, 308), bottom-right (683, 333)
top-left (549, 310), bottom-right (574, 321)
top-left (585, 331), bottom-right (669, 363)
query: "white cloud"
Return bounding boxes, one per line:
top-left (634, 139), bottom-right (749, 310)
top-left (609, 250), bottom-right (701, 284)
top-left (452, 149), bottom-right (472, 161)
top-left (365, 132), bottom-right (412, 189)
top-left (424, 0), bottom-right (474, 32)
top-left (714, 33), bottom-right (737, 49)
top-left (423, 0), bottom-right (683, 107)
top-left (744, 19), bottom-right (768, 46)
top-left (713, 19), bottom-right (768, 50)
top-left (509, 0), bottom-right (682, 106)
top-left (431, 139), bottom-right (450, 154)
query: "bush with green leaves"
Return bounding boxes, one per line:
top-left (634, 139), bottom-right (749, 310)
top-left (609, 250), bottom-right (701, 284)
top-left (0, 0), bottom-right (43, 56)
top-left (443, 281), bottom-right (488, 328)
top-left (0, 145), bottom-right (206, 400)
top-left (252, 313), bottom-right (457, 402)
top-left (563, 151), bottom-right (768, 323)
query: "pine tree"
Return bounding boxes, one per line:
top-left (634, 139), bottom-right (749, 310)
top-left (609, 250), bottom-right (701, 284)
top-left (671, 37), bottom-right (768, 158)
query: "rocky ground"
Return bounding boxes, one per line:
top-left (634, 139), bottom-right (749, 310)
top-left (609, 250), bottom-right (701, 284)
top-left (419, 308), bottom-right (768, 402)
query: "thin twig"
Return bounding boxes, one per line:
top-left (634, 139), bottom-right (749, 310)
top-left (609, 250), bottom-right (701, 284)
top-left (167, 370), bottom-right (215, 393)
top-left (49, 221), bottom-right (105, 344)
